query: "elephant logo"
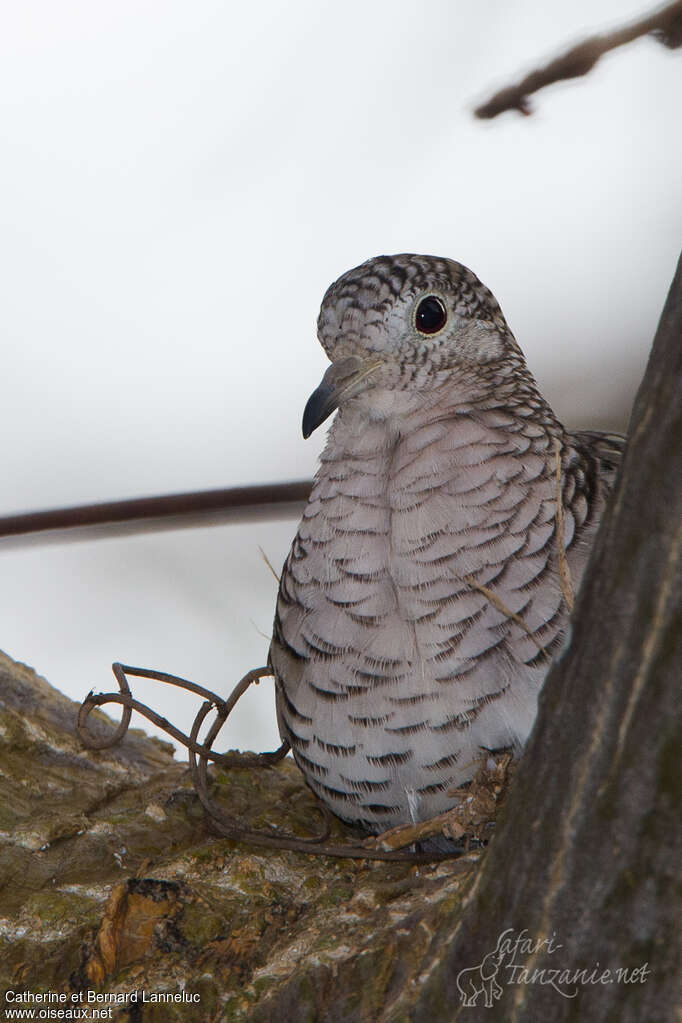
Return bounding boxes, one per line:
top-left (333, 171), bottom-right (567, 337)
top-left (455, 939), bottom-right (507, 1008)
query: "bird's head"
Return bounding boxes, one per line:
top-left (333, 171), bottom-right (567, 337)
top-left (302, 253), bottom-right (526, 438)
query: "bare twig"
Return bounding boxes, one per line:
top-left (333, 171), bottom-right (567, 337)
top-left (366, 807), bottom-right (468, 852)
top-left (474, 0), bottom-right (682, 119)
top-left (77, 663), bottom-right (463, 862)
top-left (0, 480), bottom-right (312, 548)
top-left (464, 574), bottom-right (548, 655)
top-left (368, 752), bottom-right (515, 851)
top-left (258, 545), bottom-right (281, 583)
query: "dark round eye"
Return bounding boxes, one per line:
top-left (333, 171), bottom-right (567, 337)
top-left (415, 295), bottom-right (447, 335)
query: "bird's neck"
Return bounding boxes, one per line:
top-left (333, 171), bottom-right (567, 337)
top-left (325, 370), bottom-right (566, 464)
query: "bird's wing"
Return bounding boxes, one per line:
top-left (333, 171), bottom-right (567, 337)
top-left (571, 430), bottom-right (626, 489)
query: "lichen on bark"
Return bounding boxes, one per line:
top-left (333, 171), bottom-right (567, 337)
top-left (0, 650), bottom-right (476, 1020)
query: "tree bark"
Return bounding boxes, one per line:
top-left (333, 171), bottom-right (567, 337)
top-left (0, 651), bottom-right (477, 1020)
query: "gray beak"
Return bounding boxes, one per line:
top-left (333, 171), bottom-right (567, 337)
top-left (302, 356), bottom-right (382, 438)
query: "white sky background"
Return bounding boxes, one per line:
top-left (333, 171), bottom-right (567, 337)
top-left (1, 0), bottom-right (680, 755)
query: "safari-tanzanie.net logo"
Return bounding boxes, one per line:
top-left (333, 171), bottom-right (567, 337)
top-left (455, 928), bottom-right (650, 1008)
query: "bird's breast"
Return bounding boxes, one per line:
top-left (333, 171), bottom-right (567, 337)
top-left (296, 413), bottom-right (559, 648)
top-left (271, 412), bottom-right (567, 830)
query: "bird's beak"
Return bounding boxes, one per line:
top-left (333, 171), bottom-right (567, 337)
top-left (302, 355), bottom-right (383, 438)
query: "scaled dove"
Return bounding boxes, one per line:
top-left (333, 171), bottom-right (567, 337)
top-left (269, 254), bottom-right (624, 834)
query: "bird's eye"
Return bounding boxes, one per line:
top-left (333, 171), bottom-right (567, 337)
top-left (415, 295), bottom-right (447, 335)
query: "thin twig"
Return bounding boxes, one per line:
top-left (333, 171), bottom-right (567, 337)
top-left (76, 663), bottom-right (463, 862)
top-left (366, 807), bottom-right (468, 852)
top-left (464, 575), bottom-right (548, 655)
top-left (554, 439), bottom-right (575, 612)
top-left (258, 545), bottom-right (281, 583)
top-left (249, 618), bottom-right (272, 642)
top-left (0, 480), bottom-right (312, 548)
top-left (474, 0), bottom-right (682, 119)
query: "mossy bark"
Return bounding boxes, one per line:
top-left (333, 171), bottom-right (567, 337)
top-left (0, 651), bottom-right (476, 1021)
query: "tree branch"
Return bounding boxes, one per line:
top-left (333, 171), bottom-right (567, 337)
top-left (474, 0), bottom-right (682, 119)
top-left (0, 480), bottom-right (312, 548)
